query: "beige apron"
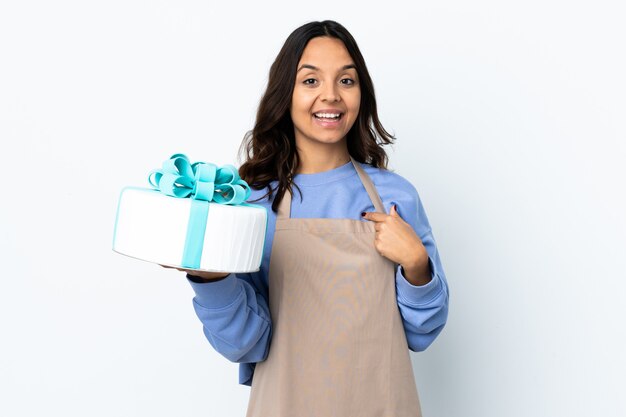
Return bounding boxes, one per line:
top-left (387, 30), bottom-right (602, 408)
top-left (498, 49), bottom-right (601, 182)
top-left (246, 156), bottom-right (423, 417)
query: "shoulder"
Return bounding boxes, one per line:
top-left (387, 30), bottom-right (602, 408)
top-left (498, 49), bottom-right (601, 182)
top-left (245, 184), bottom-right (274, 205)
top-left (359, 162), bottom-right (433, 233)
top-left (359, 162), bottom-right (420, 202)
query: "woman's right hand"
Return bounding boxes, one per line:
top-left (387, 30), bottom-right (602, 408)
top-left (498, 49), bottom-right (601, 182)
top-left (159, 265), bottom-right (230, 282)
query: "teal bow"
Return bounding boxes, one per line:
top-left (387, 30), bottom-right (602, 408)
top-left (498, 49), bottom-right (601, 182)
top-left (148, 153), bottom-right (251, 204)
top-left (147, 153), bottom-right (252, 269)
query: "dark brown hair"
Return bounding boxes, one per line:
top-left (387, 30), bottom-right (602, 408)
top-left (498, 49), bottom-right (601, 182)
top-left (237, 20), bottom-right (395, 212)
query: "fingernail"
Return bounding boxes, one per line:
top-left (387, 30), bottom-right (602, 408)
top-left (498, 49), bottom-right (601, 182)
top-left (361, 212), bottom-right (366, 217)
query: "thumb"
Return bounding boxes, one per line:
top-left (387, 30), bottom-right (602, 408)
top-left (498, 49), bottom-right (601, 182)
top-left (390, 204), bottom-right (400, 217)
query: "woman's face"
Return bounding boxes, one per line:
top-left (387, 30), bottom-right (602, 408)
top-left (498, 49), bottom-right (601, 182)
top-left (290, 36), bottom-right (361, 149)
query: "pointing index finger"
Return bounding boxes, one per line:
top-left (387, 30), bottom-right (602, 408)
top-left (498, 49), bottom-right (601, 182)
top-left (362, 211), bottom-right (388, 222)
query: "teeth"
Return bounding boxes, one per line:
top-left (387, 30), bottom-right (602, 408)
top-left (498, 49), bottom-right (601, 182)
top-left (314, 112), bottom-right (341, 119)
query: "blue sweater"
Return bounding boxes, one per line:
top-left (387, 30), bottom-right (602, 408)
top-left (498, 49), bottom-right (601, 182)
top-left (187, 160), bottom-right (450, 386)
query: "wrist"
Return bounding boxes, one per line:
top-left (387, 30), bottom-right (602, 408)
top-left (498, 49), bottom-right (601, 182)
top-left (401, 256), bottom-right (431, 286)
top-left (186, 272), bottom-right (230, 283)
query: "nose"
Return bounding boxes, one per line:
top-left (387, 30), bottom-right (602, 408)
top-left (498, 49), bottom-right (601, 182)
top-left (320, 81), bottom-right (340, 102)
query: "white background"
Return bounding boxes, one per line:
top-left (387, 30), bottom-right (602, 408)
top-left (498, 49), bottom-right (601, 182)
top-left (1, 1), bottom-right (625, 416)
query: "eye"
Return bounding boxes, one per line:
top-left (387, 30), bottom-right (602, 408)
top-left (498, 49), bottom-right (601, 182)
top-left (340, 78), bottom-right (356, 86)
top-left (303, 78), bottom-right (317, 85)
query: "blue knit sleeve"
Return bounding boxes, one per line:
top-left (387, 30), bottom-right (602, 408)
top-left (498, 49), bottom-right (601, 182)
top-left (390, 181), bottom-right (450, 352)
top-left (186, 268), bottom-right (272, 386)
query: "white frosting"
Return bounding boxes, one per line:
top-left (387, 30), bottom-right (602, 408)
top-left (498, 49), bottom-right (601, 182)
top-left (113, 187), bottom-right (267, 273)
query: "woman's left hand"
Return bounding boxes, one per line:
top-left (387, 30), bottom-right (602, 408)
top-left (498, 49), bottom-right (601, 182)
top-left (362, 205), bottom-right (432, 286)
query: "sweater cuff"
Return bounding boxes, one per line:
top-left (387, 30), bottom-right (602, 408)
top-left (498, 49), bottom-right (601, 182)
top-left (396, 257), bottom-right (443, 306)
top-left (186, 273), bottom-right (241, 309)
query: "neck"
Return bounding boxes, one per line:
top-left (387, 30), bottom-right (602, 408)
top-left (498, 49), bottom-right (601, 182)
top-left (294, 142), bottom-right (351, 175)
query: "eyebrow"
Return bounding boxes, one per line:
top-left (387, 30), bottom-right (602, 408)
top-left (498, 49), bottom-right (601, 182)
top-left (297, 64), bottom-right (356, 72)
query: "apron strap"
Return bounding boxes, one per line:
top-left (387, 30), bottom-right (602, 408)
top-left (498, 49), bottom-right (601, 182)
top-left (277, 181), bottom-right (292, 219)
top-left (349, 155), bottom-right (386, 214)
top-left (276, 155), bottom-right (386, 219)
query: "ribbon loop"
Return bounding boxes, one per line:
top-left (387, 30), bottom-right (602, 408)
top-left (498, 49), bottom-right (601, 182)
top-left (148, 154), bottom-right (250, 204)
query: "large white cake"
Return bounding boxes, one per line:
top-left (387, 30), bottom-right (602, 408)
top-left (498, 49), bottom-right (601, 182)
top-left (113, 187), bottom-right (267, 272)
top-left (112, 155), bottom-right (268, 273)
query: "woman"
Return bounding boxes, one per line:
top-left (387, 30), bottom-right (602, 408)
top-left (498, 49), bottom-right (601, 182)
top-left (178, 20), bottom-right (449, 416)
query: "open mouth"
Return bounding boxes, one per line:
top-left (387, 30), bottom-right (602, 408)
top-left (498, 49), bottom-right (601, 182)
top-left (313, 112), bottom-right (344, 121)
